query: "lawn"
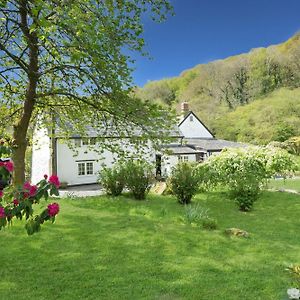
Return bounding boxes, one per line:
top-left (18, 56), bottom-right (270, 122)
top-left (268, 178), bottom-right (300, 192)
top-left (1, 191), bottom-right (300, 300)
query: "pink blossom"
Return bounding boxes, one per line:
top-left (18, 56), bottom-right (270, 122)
top-left (49, 175), bottom-right (60, 189)
top-left (4, 161), bottom-right (14, 172)
top-left (29, 185), bottom-right (37, 197)
top-left (12, 199), bottom-right (19, 206)
top-left (0, 207), bottom-right (5, 218)
top-left (23, 181), bottom-right (31, 191)
top-left (47, 203), bottom-right (60, 217)
top-left (0, 162), bottom-right (4, 167)
top-left (44, 174), bottom-right (48, 180)
top-left (0, 190), bottom-right (3, 198)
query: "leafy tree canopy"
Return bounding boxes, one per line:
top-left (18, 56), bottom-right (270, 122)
top-left (0, 0), bottom-right (174, 184)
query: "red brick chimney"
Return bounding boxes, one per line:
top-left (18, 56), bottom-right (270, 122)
top-left (181, 101), bottom-right (189, 115)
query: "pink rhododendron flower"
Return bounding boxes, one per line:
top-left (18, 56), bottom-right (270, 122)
top-left (0, 206), bottom-right (5, 218)
top-left (47, 203), bottom-right (60, 217)
top-left (0, 190), bottom-right (3, 198)
top-left (23, 181), bottom-right (31, 191)
top-left (4, 161), bottom-right (14, 172)
top-left (44, 174), bottom-right (48, 180)
top-left (12, 199), bottom-right (19, 206)
top-left (49, 175), bottom-right (60, 189)
top-left (0, 162), bottom-right (4, 167)
top-left (29, 185), bottom-right (37, 197)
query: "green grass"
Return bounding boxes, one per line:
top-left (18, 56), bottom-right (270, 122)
top-left (268, 178), bottom-right (300, 192)
top-left (1, 191), bottom-right (300, 299)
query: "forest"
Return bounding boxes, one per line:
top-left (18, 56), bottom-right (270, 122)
top-left (136, 33), bottom-right (300, 145)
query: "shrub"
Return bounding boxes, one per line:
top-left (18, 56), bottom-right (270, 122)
top-left (202, 218), bottom-right (218, 230)
top-left (98, 164), bottom-right (125, 196)
top-left (230, 187), bottom-right (260, 211)
top-left (169, 162), bottom-right (199, 204)
top-left (123, 160), bottom-right (154, 200)
top-left (206, 146), bottom-right (296, 211)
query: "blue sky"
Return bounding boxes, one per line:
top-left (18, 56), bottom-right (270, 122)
top-left (132, 0), bottom-right (300, 87)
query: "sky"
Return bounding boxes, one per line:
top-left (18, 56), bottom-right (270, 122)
top-left (132, 0), bottom-right (300, 87)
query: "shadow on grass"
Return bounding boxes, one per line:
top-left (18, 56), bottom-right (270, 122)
top-left (0, 191), bottom-right (300, 299)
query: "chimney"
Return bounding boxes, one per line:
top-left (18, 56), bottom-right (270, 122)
top-left (181, 101), bottom-right (189, 115)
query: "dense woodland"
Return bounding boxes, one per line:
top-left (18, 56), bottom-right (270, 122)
top-left (136, 33), bottom-right (300, 145)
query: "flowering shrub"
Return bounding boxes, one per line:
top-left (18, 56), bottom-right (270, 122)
top-left (206, 146), bottom-right (296, 211)
top-left (0, 145), bottom-right (61, 235)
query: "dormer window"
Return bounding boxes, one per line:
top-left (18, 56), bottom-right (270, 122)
top-left (189, 115), bottom-right (194, 122)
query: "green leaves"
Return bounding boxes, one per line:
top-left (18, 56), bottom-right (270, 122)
top-left (205, 146), bottom-right (296, 210)
top-left (169, 162), bottom-right (199, 204)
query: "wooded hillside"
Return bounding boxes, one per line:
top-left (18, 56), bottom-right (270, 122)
top-left (136, 33), bottom-right (300, 144)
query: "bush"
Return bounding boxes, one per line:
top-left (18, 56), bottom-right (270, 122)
top-left (98, 164), bottom-right (125, 196)
top-left (206, 146), bottom-right (296, 211)
top-left (123, 160), bottom-right (153, 200)
top-left (230, 187), bottom-right (260, 211)
top-left (202, 218), bottom-right (218, 230)
top-left (169, 162), bottom-right (199, 204)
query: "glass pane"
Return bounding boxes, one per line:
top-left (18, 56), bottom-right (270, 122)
top-left (90, 138), bottom-right (96, 145)
top-left (86, 162), bottom-right (93, 175)
top-left (78, 163), bottom-right (85, 175)
top-left (82, 138), bottom-right (89, 145)
top-left (74, 139), bottom-right (81, 147)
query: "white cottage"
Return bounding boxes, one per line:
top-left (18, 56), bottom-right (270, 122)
top-left (31, 102), bottom-right (245, 185)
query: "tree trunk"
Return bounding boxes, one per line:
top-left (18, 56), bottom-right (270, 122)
top-left (12, 0), bottom-right (38, 186)
top-left (12, 98), bottom-right (35, 186)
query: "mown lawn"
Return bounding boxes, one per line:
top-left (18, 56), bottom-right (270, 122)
top-left (0, 191), bottom-right (300, 300)
top-left (268, 178), bottom-right (300, 192)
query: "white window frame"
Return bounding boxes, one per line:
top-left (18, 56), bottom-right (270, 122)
top-left (77, 161), bottom-right (94, 176)
top-left (86, 162), bottom-right (93, 175)
top-left (75, 138), bottom-right (97, 147)
top-left (78, 162), bottom-right (86, 175)
top-left (74, 139), bottom-right (82, 147)
top-left (178, 155), bottom-right (189, 162)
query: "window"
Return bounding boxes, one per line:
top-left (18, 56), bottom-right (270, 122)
top-left (189, 115), bottom-right (194, 122)
top-left (86, 162), bottom-right (93, 175)
top-left (82, 138), bottom-right (89, 146)
top-left (76, 138), bottom-right (97, 146)
top-left (196, 153), bottom-right (205, 162)
top-left (77, 161), bottom-right (94, 176)
top-left (178, 155), bottom-right (189, 162)
top-left (90, 137), bottom-right (97, 145)
top-left (78, 163), bottom-right (85, 175)
top-left (74, 139), bottom-right (81, 147)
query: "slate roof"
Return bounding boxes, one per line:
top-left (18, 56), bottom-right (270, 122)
top-left (55, 123), bottom-right (183, 139)
top-left (163, 144), bottom-right (205, 155)
top-left (184, 138), bottom-right (248, 151)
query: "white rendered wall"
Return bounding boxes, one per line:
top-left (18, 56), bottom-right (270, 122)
top-left (179, 113), bottom-right (213, 138)
top-left (31, 127), bottom-right (51, 184)
top-left (56, 142), bottom-right (113, 185)
top-left (56, 139), bottom-right (156, 185)
top-left (161, 154), bottom-right (196, 177)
